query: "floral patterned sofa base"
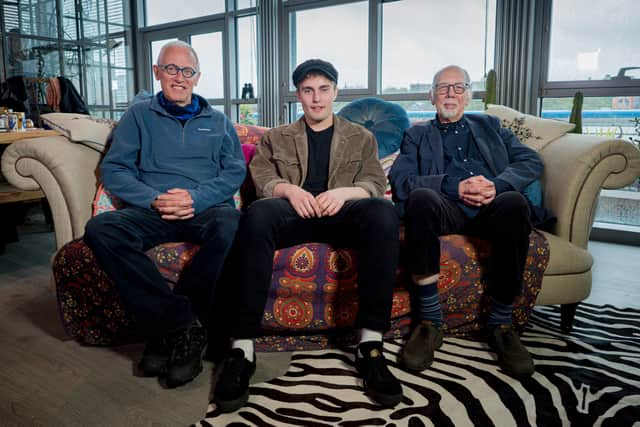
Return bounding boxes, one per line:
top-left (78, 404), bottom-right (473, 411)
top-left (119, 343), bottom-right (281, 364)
top-left (53, 230), bottom-right (549, 351)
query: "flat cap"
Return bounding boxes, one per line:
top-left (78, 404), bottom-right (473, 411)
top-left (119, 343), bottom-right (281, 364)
top-left (292, 59), bottom-right (338, 87)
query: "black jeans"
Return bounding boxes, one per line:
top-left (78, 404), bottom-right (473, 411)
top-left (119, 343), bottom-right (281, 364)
top-left (404, 189), bottom-right (532, 304)
top-left (227, 197), bottom-right (400, 339)
top-left (83, 204), bottom-right (240, 337)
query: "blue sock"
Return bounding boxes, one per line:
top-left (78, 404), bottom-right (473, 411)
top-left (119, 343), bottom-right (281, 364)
top-left (417, 284), bottom-right (442, 327)
top-left (487, 299), bottom-right (513, 328)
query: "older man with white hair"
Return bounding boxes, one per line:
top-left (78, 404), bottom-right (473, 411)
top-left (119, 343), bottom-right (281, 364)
top-left (390, 65), bottom-right (550, 378)
top-left (83, 40), bottom-right (246, 388)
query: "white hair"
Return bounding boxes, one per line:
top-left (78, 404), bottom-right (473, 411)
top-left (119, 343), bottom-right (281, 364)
top-left (429, 65), bottom-right (473, 102)
top-left (156, 40), bottom-right (200, 70)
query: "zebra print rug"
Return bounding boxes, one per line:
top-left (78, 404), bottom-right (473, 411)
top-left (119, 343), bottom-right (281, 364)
top-left (198, 304), bottom-right (640, 426)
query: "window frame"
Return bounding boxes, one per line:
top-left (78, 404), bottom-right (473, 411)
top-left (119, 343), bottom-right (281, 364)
top-left (280, 0), bottom-right (493, 123)
top-left (137, 0), bottom-right (258, 121)
top-left (538, 0), bottom-right (640, 100)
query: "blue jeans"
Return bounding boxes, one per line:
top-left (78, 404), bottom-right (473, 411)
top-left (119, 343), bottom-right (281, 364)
top-left (84, 204), bottom-right (240, 337)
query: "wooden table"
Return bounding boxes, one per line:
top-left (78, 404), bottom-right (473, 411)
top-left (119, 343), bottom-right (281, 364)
top-left (0, 129), bottom-right (60, 145)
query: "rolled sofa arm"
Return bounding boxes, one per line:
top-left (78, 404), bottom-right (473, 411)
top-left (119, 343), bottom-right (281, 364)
top-left (540, 133), bottom-right (640, 249)
top-left (1, 136), bottom-right (101, 249)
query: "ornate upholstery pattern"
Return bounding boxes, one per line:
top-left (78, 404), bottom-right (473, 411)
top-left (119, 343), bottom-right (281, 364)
top-left (53, 231), bottom-right (549, 350)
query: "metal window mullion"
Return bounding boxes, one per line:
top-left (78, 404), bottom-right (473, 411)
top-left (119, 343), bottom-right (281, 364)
top-left (369, 0), bottom-right (381, 95)
top-left (224, 13), bottom-right (234, 120)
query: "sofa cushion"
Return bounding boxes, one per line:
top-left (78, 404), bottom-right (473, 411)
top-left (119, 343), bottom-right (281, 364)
top-left (53, 230), bottom-right (549, 348)
top-left (485, 104), bottom-right (574, 208)
top-left (338, 97), bottom-right (410, 158)
top-left (541, 232), bottom-right (593, 275)
top-left (485, 104), bottom-right (575, 152)
top-left (41, 113), bottom-right (116, 152)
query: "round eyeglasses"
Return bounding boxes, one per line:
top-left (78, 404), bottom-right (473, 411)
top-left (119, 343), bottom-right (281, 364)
top-left (158, 63), bottom-right (198, 78)
top-left (434, 83), bottom-right (469, 95)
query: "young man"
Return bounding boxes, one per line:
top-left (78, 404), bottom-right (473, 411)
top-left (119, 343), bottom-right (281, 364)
top-left (213, 59), bottom-right (403, 412)
top-left (83, 41), bottom-right (246, 388)
top-left (389, 65), bottom-right (545, 378)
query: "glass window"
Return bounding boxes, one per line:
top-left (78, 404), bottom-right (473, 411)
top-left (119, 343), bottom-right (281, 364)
top-left (381, 0), bottom-right (495, 94)
top-left (238, 103), bottom-right (258, 125)
top-left (289, 2), bottom-right (368, 90)
top-left (2, 0), bottom-right (133, 119)
top-left (548, 1), bottom-right (640, 81)
top-left (145, 0), bottom-right (225, 26)
top-left (2, 0), bottom-right (58, 38)
top-left (542, 96), bottom-right (638, 140)
top-left (541, 96), bottom-right (640, 229)
top-left (191, 32), bottom-right (224, 99)
top-left (236, 0), bottom-right (256, 9)
top-left (237, 15), bottom-right (258, 98)
top-left (62, 0), bottom-right (78, 40)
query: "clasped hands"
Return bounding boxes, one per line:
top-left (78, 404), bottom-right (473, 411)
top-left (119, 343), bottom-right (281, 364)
top-left (151, 188), bottom-right (195, 220)
top-left (280, 184), bottom-right (349, 218)
top-left (458, 175), bottom-right (496, 207)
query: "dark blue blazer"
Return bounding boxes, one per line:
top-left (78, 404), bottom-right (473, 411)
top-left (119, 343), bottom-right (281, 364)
top-left (389, 114), bottom-right (547, 221)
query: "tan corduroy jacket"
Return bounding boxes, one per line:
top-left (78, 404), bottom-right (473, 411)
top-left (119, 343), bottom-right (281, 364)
top-left (249, 115), bottom-right (386, 198)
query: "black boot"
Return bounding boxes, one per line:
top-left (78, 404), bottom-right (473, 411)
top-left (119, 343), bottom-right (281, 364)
top-left (356, 341), bottom-right (403, 407)
top-left (213, 348), bottom-right (256, 413)
top-left (165, 320), bottom-right (208, 388)
top-left (138, 336), bottom-right (170, 377)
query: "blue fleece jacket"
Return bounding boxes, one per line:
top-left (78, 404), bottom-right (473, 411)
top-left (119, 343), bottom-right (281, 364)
top-left (100, 93), bottom-right (246, 214)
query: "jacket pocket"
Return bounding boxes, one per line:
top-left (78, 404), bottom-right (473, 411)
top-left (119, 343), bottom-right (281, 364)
top-left (186, 129), bottom-right (223, 162)
top-left (273, 155), bottom-right (302, 184)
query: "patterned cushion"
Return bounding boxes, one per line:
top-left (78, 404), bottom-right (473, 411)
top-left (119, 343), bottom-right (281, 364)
top-left (53, 231), bottom-right (549, 349)
top-left (485, 104), bottom-right (575, 152)
top-left (42, 112), bottom-right (117, 152)
top-left (338, 98), bottom-right (410, 158)
top-left (380, 150), bottom-right (400, 200)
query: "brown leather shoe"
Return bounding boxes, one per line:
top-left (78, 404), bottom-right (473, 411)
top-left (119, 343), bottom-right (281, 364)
top-left (401, 320), bottom-right (443, 372)
top-left (488, 325), bottom-right (535, 377)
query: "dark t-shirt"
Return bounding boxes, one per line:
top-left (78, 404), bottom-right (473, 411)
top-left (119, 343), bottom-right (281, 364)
top-left (302, 123), bottom-right (334, 196)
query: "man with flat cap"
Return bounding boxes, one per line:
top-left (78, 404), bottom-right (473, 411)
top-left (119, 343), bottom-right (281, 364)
top-left (213, 58), bottom-right (403, 411)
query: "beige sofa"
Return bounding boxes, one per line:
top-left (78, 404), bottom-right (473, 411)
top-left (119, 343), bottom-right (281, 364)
top-left (2, 111), bottom-right (640, 332)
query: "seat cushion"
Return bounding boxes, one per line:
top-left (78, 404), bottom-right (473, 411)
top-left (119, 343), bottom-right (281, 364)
top-left (541, 231), bottom-right (593, 275)
top-left (53, 230), bottom-right (550, 349)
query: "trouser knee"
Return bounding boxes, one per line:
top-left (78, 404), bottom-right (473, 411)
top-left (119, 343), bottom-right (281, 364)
top-left (356, 198), bottom-right (399, 238)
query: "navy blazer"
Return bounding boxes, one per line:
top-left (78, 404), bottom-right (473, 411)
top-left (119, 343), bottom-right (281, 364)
top-left (389, 114), bottom-right (545, 219)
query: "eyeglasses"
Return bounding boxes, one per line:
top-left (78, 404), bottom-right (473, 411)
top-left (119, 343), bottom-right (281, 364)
top-left (434, 82), bottom-right (469, 95)
top-left (158, 63), bottom-right (198, 78)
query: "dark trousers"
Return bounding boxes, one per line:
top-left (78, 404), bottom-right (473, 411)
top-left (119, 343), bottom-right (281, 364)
top-left (404, 189), bottom-right (532, 304)
top-left (227, 197), bottom-right (400, 339)
top-left (83, 204), bottom-right (240, 337)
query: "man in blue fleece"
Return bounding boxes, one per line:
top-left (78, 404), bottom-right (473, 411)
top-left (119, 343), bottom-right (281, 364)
top-left (390, 65), bottom-right (545, 378)
top-left (83, 40), bottom-right (246, 388)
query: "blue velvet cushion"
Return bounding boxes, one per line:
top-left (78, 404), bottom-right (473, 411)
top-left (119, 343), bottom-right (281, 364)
top-left (338, 97), bottom-right (410, 158)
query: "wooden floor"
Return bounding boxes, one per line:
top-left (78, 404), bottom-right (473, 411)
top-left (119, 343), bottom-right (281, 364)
top-left (0, 226), bottom-right (638, 426)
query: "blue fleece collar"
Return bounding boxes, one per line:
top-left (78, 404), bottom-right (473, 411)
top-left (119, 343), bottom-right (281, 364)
top-left (157, 92), bottom-right (201, 120)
